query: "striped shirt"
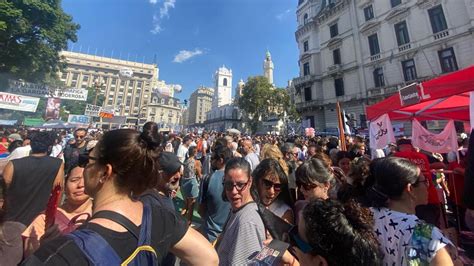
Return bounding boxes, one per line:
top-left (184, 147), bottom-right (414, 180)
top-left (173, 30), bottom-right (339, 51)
top-left (217, 202), bottom-right (266, 265)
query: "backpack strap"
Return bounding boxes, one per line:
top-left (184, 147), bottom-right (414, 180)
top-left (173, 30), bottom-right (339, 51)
top-left (69, 229), bottom-right (122, 266)
top-left (91, 210), bottom-right (140, 240)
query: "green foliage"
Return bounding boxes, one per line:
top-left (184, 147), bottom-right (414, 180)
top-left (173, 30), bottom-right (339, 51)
top-left (0, 0), bottom-right (80, 82)
top-left (238, 76), bottom-right (299, 133)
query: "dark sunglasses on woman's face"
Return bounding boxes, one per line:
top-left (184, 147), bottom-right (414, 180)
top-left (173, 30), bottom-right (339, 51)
top-left (222, 180), bottom-right (249, 192)
top-left (296, 181), bottom-right (318, 191)
top-left (262, 179), bottom-right (282, 192)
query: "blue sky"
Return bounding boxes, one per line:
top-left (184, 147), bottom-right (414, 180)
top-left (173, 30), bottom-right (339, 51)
top-left (62, 0), bottom-right (299, 102)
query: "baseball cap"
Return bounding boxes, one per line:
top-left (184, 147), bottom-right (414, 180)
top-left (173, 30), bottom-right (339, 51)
top-left (8, 133), bottom-right (22, 141)
top-left (158, 152), bottom-right (183, 175)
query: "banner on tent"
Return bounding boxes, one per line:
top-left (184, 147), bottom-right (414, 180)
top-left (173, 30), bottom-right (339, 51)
top-left (412, 119), bottom-right (457, 154)
top-left (0, 92), bottom-right (40, 112)
top-left (399, 83), bottom-right (420, 106)
top-left (369, 114), bottom-right (396, 149)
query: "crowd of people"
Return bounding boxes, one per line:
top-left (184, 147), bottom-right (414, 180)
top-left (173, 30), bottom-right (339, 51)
top-left (0, 123), bottom-right (472, 265)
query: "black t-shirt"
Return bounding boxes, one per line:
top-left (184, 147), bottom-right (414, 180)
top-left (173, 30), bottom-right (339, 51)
top-left (22, 206), bottom-right (188, 265)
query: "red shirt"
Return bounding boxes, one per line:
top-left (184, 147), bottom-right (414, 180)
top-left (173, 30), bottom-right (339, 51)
top-left (394, 151), bottom-right (440, 204)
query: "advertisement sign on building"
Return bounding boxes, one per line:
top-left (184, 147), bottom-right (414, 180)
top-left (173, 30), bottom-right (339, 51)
top-left (0, 92), bottom-right (40, 112)
top-left (68, 115), bottom-right (91, 124)
top-left (45, 98), bottom-right (61, 120)
top-left (99, 106), bottom-right (114, 118)
top-left (8, 80), bottom-right (88, 101)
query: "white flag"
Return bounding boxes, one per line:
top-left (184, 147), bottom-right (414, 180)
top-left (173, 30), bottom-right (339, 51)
top-left (369, 114), bottom-right (396, 149)
top-left (411, 119), bottom-right (458, 154)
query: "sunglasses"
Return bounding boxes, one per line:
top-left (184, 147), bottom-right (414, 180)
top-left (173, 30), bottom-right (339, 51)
top-left (223, 180), bottom-right (250, 192)
top-left (289, 226), bottom-right (313, 254)
top-left (261, 179), bottom-right (282, 192)
top-left (414, 176), bottom-right (430, 187)
top-left (296, 181), bottom-right (318, 191)
top-left (75, 135), bottom-right (86, 139)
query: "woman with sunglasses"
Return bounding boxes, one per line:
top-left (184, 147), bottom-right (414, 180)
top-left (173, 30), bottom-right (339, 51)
top-left (217, 157), bottom-right (266, 265)
top-left (22, 164), bottom-right (93, 257)
top-left (252, 158), bottom-right (294, 224)
top-left (368, 157), bottom-right (455, 265)
top-left (295, 158), bottom-right (333, 201)
top-left (23, 129), bottom-right (218, 265)
top-left (281, 199), bottom-right (381, 265)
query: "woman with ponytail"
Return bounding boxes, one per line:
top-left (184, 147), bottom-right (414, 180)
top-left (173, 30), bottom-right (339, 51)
top-left (368, 157), bottom-right (455, 265)
top-left (23, 129), bottom-right (218, 265)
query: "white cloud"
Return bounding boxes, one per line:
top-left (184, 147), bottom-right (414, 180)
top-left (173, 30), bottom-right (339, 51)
top-left (276, 9), bottom-right (291, 21)
top-left (150, 0), bottom-right (176, 34)
top-left (173, 49), bottom-right (203, 63)
top-left (160, 0), bottom-right (176, 18)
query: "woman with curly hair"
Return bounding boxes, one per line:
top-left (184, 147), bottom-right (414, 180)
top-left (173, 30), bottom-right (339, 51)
top-left (281, 199), bottom-right (382, 265)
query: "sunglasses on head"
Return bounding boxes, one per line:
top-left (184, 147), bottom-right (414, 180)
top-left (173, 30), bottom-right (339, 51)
top-left (261, 179), bottom-right (282, 192)
top-left (222, 180), bottom-right (249, 192)
top-left (289, 226), bottom-right (313, 254)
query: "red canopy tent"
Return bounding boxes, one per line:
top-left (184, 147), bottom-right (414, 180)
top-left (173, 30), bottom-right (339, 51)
top-left (366, 65), bottom-right (474, 121)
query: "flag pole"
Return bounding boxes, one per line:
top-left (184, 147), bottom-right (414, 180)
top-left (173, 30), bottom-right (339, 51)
top-left (337, 101), bottom-right (347, 151)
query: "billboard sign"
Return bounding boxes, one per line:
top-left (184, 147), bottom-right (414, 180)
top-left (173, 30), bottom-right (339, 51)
top-left (8, 80), bottom-right (88, 101)
top-left (0, 92), bottom-right (40, 112)
top-left (68, 115), bottom-right (91, 124)
top-left (84, 104), bottom-right (101, 117)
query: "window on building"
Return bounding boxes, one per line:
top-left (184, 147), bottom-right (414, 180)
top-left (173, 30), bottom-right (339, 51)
top-left (82, 75), bottom-right (89, 82)
top-left (335, 78), bottom-right (344, 96)
top-left (72, 73), bottom-right (79, 81)
top-left (438, 47), bottom-right (458, 73)
top-left (373, 68), bottom-right (385, 87)
top-left (402, 59), bottom-right (417, 81)
top-left (364, 5), bottom-right (374, 21)
top-left (303, 13), bottom-right (309, 25)
top-left (303, 62), bottom-right (310, 76)
top-left (304, 87), bottom-right (312, 101)
top-left (394, 21), bottom-right (410, 46)
top-left (306, 116), bottom-right (315, 128)
top-left (128, 81), bottom-right (134, 87)
top-left (368, 34), bottom-right (380, 56)
top-left (428, 5), bottom-right (447, 33)
top-left (330, 23), bottom-right (338, 38)
top-left (223, 78), bottom-right (228, 86)
top-left (61, 72), bottom-right (68, 80)
top-left (391, 0), bottom-right (401, 8)
top-left (303, 41), bottom-right (309, 52)
top-left (333, 49), bottom-right (341, 65)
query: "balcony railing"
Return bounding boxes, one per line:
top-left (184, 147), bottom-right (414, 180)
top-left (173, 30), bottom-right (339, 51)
top-left (433, 29), bottom-right (449, 40)
top-left (327, 64), bottom-right (342, 75)
top-left (292, 74), bottom-right (318, 88)
top-left (398, 43), bottom-right (412, 52)
top-left (370, 54), bottom-right (381, 61)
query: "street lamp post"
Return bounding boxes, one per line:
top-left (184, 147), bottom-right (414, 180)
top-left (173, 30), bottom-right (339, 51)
top-left (93, 78), bottom-right (104, 106)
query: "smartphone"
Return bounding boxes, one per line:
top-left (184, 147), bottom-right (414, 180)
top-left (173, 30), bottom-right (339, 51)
top-left (45, 185), bottom-right (62, 230)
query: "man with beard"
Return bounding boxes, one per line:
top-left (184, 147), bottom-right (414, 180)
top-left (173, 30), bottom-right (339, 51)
top-left (139, 151), bottom-right (184, 266)
top-left (64, 128), bottom-right (88, 174)
top-left (140, 152), bottom-right (183, 211)
top-left (198, 146), bottom-right (232, 242)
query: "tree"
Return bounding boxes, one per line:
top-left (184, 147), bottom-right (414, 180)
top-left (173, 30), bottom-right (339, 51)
top-left (238, 76), bottom-right (299, 134)
top-left (0, 0), bottom-right (80, 82)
